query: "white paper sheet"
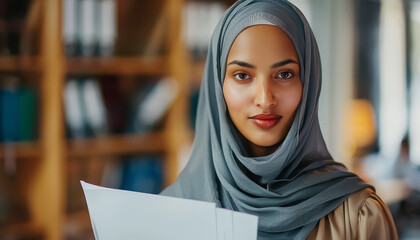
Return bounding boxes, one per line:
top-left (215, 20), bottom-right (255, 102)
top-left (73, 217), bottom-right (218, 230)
top-left (233, 211), bottom-right (259, 240)
top-left (81, 181), bottom-right (258, 240)
top-left (216, 208), bottom-right (233, 240)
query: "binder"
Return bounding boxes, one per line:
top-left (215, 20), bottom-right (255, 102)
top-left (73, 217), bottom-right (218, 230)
top-left (120, 156), bottom-right (163, 194)
top-left (19, 87), bottom-right (37, 141)
top-left (0, 87), bottom-right (20, 142)
top-left (98, 0), bottom-right (116, 56)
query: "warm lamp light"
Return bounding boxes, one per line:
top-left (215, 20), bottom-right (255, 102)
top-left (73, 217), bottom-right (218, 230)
top-left (345, 99), bottom-right (377, 157)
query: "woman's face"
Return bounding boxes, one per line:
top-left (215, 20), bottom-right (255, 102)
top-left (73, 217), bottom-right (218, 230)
top-left (223, 25), bottom-right (303, 157)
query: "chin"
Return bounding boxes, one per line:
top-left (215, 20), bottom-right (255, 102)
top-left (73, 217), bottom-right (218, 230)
top-left (250, 137), bottom-right (282, 148)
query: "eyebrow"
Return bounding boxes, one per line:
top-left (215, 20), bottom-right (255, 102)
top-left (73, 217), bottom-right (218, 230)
top-left (227, 60), bottom-right (255, 69)
top-left (271, 59), bottom-right (299, 68)
top-left (227, 59), bottom-right (299, 69)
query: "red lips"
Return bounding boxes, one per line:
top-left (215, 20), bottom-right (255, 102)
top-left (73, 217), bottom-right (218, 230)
top-left (250, 114), bottom-right (281, 129)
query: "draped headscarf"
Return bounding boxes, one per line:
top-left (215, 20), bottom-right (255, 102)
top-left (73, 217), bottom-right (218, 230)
top-left (161, 0), bottom-right (372, 239)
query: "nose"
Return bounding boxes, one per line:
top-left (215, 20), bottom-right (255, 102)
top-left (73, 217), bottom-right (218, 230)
top-left (254, 78), bottom-right (276, 110)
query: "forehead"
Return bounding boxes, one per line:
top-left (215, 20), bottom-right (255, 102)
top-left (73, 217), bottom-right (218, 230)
top-left (227, 25), bottom-right (298, 62)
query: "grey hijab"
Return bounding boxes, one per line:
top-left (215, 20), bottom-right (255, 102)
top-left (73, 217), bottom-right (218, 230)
top-left (162, 0), bottom-right (371, 239)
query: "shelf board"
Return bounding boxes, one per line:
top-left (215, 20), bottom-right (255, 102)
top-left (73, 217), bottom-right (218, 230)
top-left (66, 56), bottom-right (169, 75)
top-left (0, 56), bottom-right (42, 72)
top-left (0, 133), bottom-right (166, 159)
top-left (65, 210), bottom-right (94, 239)
top-left (67, 132), bottom-right (166, 158)
top-left (66, 210), bottom-right (91, 229)
top-left (0, 141), bottom-right (40, 159)
top-left (0, 221), bottom-right (44, 239)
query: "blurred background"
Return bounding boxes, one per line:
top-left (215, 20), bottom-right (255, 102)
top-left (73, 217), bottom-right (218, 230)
top-left (0, 0), bottom-right (419, 239)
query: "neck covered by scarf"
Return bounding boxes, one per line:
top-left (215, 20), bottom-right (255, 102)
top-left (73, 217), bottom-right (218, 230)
top-left (161, 0), bottom-right (371, 239)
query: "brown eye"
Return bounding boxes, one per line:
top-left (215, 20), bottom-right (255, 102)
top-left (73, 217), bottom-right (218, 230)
top-left (276, 71), bottom-right (293, 79)
top-left (234, 73), bottom-right (251, 81)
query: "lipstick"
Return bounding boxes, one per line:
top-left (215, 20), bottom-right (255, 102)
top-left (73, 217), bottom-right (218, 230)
top-left (250, 114), bottom-right (281, 129)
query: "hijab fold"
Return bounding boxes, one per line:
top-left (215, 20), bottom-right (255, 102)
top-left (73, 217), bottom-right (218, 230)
top-left (162, 1), bottom-right (371, 239)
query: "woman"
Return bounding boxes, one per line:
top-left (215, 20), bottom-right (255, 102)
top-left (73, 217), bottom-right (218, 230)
top-left (162, 0), bottom-right (398, 239)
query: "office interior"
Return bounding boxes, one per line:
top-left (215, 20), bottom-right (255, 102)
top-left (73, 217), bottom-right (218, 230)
top-left (0, 0), bottom-right (419, 239)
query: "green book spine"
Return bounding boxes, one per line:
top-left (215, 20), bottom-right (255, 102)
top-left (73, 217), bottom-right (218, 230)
top-left (19, 88), bottom-right (37, 141)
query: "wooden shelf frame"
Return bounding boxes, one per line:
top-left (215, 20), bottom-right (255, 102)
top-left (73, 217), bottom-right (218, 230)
top-left (67, 132), bottom-right (166, 158)
top-left (66, 56), bottom-right (168, 75)
top-left (0, 221), bottom-right (44, 239)
top-left (64, 210), bottom-right (93, 239)
top-left (0, 56), bottom-right (42, 72)
top-left (0, 132), bottom-right (165, 160)
top-left (28, 0), bottom-right (66, 239)
top-left (0, 141), bottom-right (40, 159)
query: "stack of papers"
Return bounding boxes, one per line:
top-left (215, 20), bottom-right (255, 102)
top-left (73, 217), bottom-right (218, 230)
top-left (81, 181), bottom-right (258, 240)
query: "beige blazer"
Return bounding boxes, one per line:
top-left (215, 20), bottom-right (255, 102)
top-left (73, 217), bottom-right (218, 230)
top-left (307, 188), bottom-right (398, 239)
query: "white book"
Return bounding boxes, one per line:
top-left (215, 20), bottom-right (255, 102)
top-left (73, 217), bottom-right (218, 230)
top-left (80, 0), bottom-right (98, 56)
top-left (183, 2), bottom-right (199, 52)
top-left (196, 3), bottom-right (209, 53)
top-left (98, 0), bottom-right (116, 56)
top-left (134, 78), bottom-right (177, 132)
top-left (64, 80), bottom-right (85, 138)
top-left (63, 0), bottom-right (79, 55)
top-left (183, 2), bottom-right (227, 57)
top-left (81, 181), bottom-right (258, 240)
top-left (82, 79), bottom-right (108, 136)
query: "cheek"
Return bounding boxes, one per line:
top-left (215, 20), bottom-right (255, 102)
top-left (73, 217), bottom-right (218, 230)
top-left (276, 84), bottom-right (302, 113)
top-left (223, 82), bottom-right (252, 114)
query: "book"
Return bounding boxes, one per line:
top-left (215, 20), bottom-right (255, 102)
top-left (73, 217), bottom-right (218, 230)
top-left (0, 0), bottom-right (32, 55)
top-left (64, 78), bottom-right (109, 138)
top-left (82, 79), bottom-right (108, 136)
top-left (63, 0), bottom-right (80, 56)
top-left (0, 86), bottom-right (20, 142)
top-left (98, 0), bottom-right (116, 57)
top-left (63, 0), bottom-right (117, 57)
top-left (183, 2), bottom-right (226, 59)
top-left (80, 0), bottom-right (98, 56)
top-left (129, 78), bottom-right (177, 133)
top-left (0, 76), bottom-right (38, 143)
top-left (63, 77), bottom-right (177, 137)
top-left (99, 76), bottom-right (126, 134)
top-left (81, 181), bottom-right (258, 240)
top-left (18, 87), bottom-right (37, 141)
top-left (120, 156), bottom-right (163, 194)
top-left (63, 79), bottom-right (86, 139)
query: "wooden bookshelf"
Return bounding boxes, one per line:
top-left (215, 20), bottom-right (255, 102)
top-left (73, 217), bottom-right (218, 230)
top-left (0, 56), bottom-right (42, 72)
top-left (0, 141), bottom-right (40, 159)
top-left (66, 56), bottom-right (168, 75)
top-left (0, 0), bottom-right (190, 239)
top-left (67, 132), bottom-right (166, 158)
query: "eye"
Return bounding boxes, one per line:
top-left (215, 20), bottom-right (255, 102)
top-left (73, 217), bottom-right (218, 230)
top-left (276, 71), bottom-right (294, 79)
top-left (233, 73), bottom-right (251, 81)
